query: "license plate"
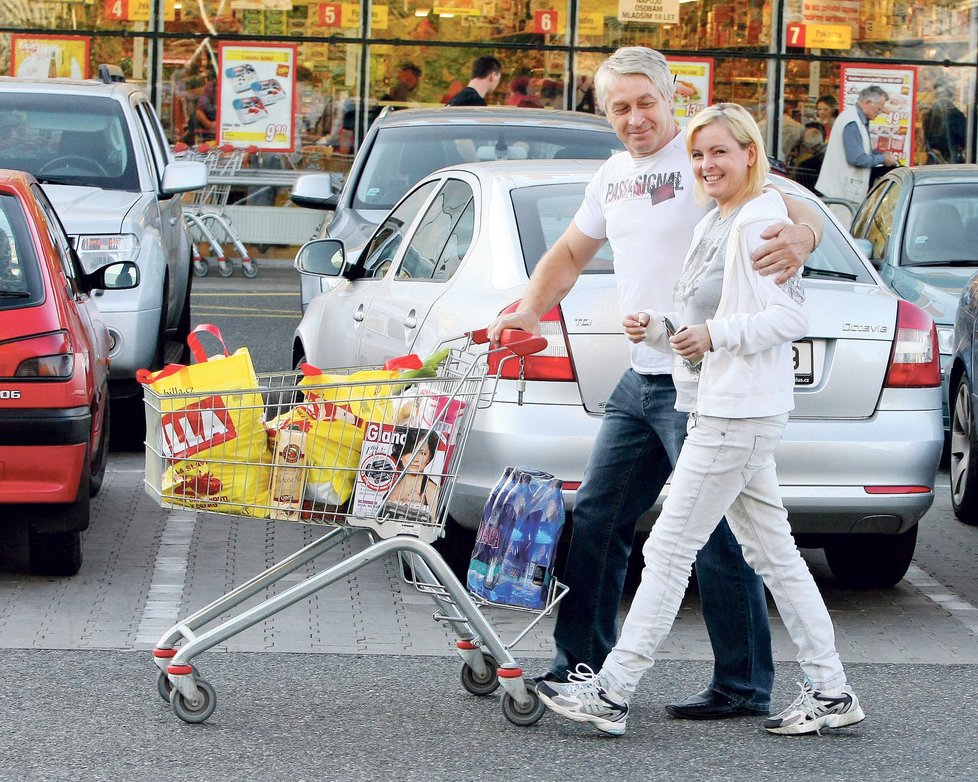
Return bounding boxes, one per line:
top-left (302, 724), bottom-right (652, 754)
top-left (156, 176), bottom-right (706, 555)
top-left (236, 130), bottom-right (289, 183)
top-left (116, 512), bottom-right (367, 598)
top-left (793, 339), bottom-right (814, 386)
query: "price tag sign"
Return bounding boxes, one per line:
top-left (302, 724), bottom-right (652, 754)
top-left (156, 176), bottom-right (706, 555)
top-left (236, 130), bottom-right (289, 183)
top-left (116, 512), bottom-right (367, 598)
top-left (534, 10), bottom-right (558, 34)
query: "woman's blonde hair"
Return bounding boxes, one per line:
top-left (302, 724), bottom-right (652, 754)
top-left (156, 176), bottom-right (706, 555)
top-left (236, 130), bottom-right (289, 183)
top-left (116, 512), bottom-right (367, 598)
top-left (685, 103), bottom-right (769, 205)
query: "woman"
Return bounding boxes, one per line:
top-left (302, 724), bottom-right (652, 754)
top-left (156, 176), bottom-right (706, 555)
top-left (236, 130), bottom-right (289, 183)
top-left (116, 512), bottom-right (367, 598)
top-left (537, 103), bottom-right (864, 738)
top-left (386, 428), bottom-right (438, 509)
top-left (816, 94), bottom-right (838, 138)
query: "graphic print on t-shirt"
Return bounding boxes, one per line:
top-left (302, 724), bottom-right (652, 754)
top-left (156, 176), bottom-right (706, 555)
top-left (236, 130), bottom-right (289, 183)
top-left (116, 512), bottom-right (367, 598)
top-left (604, 170), bottom-right (684, 206)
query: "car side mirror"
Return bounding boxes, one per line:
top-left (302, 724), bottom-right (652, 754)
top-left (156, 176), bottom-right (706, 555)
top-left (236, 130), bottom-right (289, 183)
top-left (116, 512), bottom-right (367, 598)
top-left (294, 238), bottom-right (345, 277)
top-left (852, 238), bottom-right (878, 264)
top-left (85, 261), bottom-right (139, 291)
top-left (161, 160), bottom-right (209, 195)
top-left (290, 174), bottom-right (339, 211)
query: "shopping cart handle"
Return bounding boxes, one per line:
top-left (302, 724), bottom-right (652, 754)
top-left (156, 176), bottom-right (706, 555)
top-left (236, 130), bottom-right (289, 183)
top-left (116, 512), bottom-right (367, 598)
top-left (467, 328), bottom-right (547, 356)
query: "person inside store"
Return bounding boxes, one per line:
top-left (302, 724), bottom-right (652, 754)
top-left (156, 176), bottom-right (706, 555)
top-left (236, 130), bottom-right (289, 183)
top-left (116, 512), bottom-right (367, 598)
top-left (922, 80), bottom-right (966, 164)
top-left (194, 78), bottom-right (218, 144)
top-left (447, 55), bottom-right (502, 107)
top-left (488, 45), bottom-right (822, 724)
top-left (815, 84), bottom-right (898, 226)
top-left (786, 121), bottom-right (827, 192)
top-left (575, 73), bottom-right (596, 113)
top-left (536, 101), bottom-right (864, 738)
top-left (816, 94), bottom-right (838, 138)
top-left (506, 75), bottom-right (542, 108)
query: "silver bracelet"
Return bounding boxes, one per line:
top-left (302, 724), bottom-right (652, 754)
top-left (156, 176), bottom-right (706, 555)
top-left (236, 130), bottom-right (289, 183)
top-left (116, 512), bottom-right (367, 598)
top-left (798, 221), bottom-right (819, 252)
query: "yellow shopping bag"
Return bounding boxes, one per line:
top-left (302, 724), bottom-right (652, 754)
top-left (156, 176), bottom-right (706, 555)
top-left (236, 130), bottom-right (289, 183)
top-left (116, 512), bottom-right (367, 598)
top-left (139, 324), bottom-right (272, 516)
top-left (268, 363), bottom-right (405, 506)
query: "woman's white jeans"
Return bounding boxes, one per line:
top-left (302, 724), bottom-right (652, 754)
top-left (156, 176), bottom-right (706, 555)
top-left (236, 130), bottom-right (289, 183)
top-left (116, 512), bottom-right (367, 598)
top-left (602, 413), bottom-right (847, 698)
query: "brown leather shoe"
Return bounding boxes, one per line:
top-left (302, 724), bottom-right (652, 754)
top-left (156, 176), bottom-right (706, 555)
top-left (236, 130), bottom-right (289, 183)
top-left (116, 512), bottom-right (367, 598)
top-left (665, 688), bottom-right (763, 720)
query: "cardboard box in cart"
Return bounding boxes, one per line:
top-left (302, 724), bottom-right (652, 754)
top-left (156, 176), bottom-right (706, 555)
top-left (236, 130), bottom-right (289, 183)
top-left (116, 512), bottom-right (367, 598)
top-left (352, 390), bottom-right (465, 521)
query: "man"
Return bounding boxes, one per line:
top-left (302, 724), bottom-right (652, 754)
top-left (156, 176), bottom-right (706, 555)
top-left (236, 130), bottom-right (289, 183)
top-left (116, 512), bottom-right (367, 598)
top-left (489, 47), bottom-right (821, 721)
top-left (447, 56), bottom-right (502, 107)
top-left (815, 84), bottom-right (898, 226)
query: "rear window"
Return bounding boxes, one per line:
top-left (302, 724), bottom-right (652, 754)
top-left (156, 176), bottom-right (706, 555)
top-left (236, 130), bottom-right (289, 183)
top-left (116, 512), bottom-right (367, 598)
top-left (354, 123), bottom-right (623, 211)
top-left (0, 93), bottom-right (139, 191)
top-left (0, 192), bottom-right (44, 310)
top-left (511, 182), bottom-right (614, 276)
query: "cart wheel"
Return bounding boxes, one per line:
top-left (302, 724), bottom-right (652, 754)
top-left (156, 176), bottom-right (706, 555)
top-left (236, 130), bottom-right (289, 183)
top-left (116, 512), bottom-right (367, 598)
top-left (460, 654), bottom-right (500, 696)
top-left (193, 259), bottom-right (209, 277)
top-left (217, 260), bottom-right (233, 278)
top-left (157, 664), bottom-right (200, 702)
top-left (242, 260), bottom-right (259, 278)
top-left (170, 678), bottom-right (217, 724)
top-left (501, 687), bottom-right (547, 726)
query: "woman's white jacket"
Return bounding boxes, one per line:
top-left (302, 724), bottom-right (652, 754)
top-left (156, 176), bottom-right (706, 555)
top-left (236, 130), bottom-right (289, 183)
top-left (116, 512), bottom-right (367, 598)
top-left (642, 190), bottom-right (809, 418)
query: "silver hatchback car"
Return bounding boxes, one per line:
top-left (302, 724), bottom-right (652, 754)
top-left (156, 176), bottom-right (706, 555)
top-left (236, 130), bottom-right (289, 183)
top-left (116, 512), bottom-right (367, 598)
top-left (293, 160), bottom-right (944, 588)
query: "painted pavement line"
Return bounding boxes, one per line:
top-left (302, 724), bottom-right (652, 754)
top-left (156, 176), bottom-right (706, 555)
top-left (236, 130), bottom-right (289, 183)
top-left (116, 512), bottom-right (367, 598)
top-left (904, 564), bottom-right (978, 634)
top-left (135, 510), bottom-right (197, 646)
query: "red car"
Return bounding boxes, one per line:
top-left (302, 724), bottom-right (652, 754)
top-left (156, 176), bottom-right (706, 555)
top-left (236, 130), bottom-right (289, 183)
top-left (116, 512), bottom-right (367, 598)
top-left (0, 170), bottom-right (137, 575)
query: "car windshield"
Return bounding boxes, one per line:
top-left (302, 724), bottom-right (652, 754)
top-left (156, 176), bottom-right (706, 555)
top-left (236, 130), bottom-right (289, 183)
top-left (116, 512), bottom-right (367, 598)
top-left (0, 192), bottom-right (44, 309)
top-left (902, 182), bottom-right (978, 267)
top-left (511, 182), bottom-right (614, 275)
top-left (0, 94), bottom-right (139, 191)
top-left (354, 123), bottom-right (623, 212)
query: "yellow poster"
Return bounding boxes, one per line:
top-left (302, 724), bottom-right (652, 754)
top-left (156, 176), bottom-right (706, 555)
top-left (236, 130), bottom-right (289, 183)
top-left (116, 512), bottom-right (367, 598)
top-left (10, 35), bottom-right (91, 79)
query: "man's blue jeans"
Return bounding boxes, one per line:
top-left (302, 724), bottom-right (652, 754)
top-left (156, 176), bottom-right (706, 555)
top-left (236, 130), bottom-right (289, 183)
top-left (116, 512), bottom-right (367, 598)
top-left (551, 369), bottom-right (774, 712)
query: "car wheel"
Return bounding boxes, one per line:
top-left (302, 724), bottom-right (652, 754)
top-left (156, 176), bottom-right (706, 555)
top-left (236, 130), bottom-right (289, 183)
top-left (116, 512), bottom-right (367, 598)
top-left (88, 400), bottom-right (110, 497)
top-left (823, 524), bottom-right (918, 588)
top-left (433, 514), bottom-right (476, 581)
top-left (28, 465), bottom-right (90, 577)
top-left (173, 263), bottom-right (193, 364)
top-left (949, 374), bottom-right (978, 525)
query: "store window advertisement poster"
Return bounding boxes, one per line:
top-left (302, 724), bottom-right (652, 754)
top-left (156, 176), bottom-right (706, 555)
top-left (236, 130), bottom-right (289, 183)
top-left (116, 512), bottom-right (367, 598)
top-left (839, 64), bottom-right (917, 166)
top-left (217, 42), bottom-right (298, 152)
top-left (668, 57), bottom-right (713, 127)
top-left (10, 35), bottom-right (90, 79)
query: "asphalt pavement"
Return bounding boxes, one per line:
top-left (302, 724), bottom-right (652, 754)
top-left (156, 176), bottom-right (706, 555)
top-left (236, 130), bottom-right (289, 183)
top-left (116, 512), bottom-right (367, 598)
top-left (1, 261), bottom-right (976, 782)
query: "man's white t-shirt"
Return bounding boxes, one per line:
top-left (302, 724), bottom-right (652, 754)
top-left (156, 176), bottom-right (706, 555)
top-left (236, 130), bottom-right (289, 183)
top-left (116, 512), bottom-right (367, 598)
top-left (574, 129), bottom-right (707, 375)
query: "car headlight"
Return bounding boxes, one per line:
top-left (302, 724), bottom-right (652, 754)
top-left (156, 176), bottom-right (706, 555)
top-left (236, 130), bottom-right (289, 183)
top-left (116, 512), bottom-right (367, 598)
top-left (936, 326), bottom-right (955, 356)
top-left (75, 234), bottom-right (140, 274)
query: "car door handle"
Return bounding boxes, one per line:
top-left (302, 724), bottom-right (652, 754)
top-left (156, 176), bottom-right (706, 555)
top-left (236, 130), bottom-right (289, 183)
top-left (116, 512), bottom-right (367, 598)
top-left (403, 310), bottom-right (418, 329)
top-left (353, 304), bottom-right (365, 322)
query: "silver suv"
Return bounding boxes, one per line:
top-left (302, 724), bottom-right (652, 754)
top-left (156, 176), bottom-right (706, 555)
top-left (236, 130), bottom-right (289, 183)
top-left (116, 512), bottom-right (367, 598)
top-left (0, 66), bottom-right (207, 433)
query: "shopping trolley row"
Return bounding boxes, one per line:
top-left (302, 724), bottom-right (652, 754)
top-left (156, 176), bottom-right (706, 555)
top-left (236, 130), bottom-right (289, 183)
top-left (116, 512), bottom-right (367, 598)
top-left (143, 328), bottom-right (567, 727)
top-left (172, 142), bottom-right (259, 278)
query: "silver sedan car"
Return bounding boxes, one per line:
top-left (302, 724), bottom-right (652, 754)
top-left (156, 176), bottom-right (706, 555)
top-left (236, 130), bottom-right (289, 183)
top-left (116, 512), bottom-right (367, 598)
top-left (293, 160), bottom-right (944, 588)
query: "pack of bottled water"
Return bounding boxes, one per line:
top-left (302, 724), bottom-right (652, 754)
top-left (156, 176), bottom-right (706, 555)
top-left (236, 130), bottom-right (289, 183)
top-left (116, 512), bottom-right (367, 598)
top-left (467, 466), bottom-right (565, 609)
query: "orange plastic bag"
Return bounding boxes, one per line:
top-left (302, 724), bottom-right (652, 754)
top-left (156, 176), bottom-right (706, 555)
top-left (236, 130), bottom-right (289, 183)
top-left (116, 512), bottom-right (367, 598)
top-left (139, 324), bottom-right (271, 516)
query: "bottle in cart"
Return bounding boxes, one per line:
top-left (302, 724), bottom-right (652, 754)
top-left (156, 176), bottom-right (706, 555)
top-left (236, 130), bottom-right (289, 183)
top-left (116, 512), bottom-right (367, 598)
top-left (269, 425), bottom-right (308, 521)
top-left (523, 478), bottom-right (565, 608)
top-left (467, 467), bottom-right (515, 594)
top-left (483, 472), bottom-right (532, 604)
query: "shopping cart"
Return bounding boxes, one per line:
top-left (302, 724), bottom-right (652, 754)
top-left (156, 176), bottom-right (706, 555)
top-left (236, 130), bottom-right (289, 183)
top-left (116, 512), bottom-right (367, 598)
top-left (174, 142), bottom-right (258, 278)
top-left (144, 329), bottom-right (567, 727)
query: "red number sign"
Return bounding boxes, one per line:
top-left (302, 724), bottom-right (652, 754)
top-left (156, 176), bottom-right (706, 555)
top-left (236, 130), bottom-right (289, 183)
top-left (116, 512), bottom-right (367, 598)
top-left (534, 10), bottom-right (558, 34)
top-left (319, 3), bottom-right (342, 27)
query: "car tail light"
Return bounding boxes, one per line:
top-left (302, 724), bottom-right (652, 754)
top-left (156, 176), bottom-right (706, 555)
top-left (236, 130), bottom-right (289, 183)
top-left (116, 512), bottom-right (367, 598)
top-left (884, 300), bottom-right (941, 389)
top-left (487, 302), bottom-right (576, 381)
top-left (10, 331), bottom-right (75, 379)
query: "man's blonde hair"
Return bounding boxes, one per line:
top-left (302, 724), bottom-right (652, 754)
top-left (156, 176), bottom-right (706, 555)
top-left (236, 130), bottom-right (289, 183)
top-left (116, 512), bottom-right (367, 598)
top-left (685, 103), bottom-right (769, 205)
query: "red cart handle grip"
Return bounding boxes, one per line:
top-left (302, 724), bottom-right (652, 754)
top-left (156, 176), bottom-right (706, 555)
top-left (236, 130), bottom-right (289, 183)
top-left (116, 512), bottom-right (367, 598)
top-left (467, 328), bottom-right (548, 356)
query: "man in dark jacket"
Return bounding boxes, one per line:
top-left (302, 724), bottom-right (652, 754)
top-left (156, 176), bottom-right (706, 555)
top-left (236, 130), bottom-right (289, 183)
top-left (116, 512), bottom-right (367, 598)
top-left (447, 56), bottom-right (502, 106)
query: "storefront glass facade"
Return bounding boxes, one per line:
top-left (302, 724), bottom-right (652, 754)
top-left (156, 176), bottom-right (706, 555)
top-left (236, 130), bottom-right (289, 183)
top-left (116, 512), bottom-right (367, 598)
top-left (1, 0), bottom-right (975, 179)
